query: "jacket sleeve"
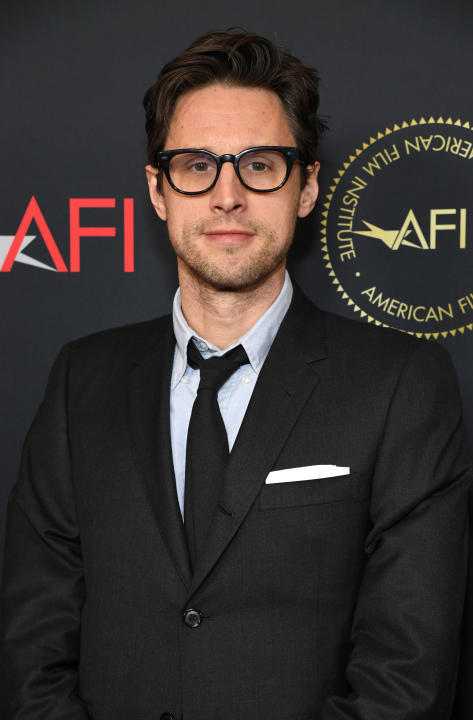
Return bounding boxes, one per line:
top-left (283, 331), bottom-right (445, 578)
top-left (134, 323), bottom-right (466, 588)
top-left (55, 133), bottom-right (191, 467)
top-left (0, 345), bottom-right (90, 719)
top-left (318, 340), bottom-right (472, 720)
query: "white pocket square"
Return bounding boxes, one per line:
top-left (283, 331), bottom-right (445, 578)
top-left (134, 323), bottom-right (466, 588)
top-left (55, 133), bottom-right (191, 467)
top-left (265, 464), bottom-right (350, 484)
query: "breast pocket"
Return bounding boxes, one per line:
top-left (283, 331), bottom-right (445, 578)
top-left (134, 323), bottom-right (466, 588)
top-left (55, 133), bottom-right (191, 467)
top-left (258, 471), bottom-right (360, 510)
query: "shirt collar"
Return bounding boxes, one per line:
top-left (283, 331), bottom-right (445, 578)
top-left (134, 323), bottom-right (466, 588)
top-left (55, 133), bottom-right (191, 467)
top-left (171, 271), bottom-right (293, 387)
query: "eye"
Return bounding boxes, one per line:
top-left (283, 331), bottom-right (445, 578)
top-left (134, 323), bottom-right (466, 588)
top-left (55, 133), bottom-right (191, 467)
top-left (176, 153), bottom-right (216, 173)
top-left (248, 161), bottom-right (269, 172)
top-left (241, 152), bottom-right (276, 173)
top-left (191, 161), bottom-right (212, 172)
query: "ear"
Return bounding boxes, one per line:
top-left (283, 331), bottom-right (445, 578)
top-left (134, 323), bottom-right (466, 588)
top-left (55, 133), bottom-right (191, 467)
top-left (145, 164), bottom-right (167, 221)
top-left (297, 162), bottom-right (320, 218)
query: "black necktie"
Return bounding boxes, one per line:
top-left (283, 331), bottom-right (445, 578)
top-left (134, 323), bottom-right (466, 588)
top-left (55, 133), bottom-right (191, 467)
top-left (184, 341), bottom-right (249, 569)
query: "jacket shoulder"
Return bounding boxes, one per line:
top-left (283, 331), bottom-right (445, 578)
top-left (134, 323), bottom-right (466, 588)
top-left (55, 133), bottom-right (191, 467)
top-left (66, 314), bottom-right (172, 365)
top-left (324, 307), bottom-right (456, 384)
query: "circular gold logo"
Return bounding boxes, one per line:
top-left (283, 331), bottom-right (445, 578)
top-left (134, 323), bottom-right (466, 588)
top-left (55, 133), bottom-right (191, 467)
top-left (321, 117), bottom-right (473, 338)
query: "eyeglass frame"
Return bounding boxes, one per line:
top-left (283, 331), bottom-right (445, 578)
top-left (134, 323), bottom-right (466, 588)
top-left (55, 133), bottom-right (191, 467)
top-left (154, 146), bottom-right (301, 195)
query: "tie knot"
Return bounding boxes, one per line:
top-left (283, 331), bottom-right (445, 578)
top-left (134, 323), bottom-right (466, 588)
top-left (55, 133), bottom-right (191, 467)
top-left (187, 341), bottom-right (249, 393)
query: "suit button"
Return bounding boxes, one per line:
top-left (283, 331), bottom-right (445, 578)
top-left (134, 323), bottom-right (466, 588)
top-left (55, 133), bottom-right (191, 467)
top-left (160, 714), bottom-right (175, 720)
top-left (183, 608), bottom-right (202, 627)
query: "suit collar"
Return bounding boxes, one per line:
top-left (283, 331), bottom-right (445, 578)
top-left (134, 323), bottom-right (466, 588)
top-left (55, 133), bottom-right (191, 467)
top-left (127, 320), bottom-right (193, 590)
top-left (187, 286), bottom-right (328, 597)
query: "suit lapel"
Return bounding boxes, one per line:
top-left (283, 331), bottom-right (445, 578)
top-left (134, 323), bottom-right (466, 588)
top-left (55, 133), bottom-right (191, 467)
top-left (188, 289), bottom-right (328, 598)
top-left (127, 319), bottom-right (192, 590)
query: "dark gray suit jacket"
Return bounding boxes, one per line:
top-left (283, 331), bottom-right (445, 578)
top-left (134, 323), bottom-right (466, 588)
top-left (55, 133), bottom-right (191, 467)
top-left (1, 288), bottom-right (471, 720)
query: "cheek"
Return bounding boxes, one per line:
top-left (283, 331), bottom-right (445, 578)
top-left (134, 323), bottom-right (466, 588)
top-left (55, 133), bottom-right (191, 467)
top-left (265, 181), bottom-right (301, 222)
top-left (264, 197), bottom-right (299, 235)
top-left (165, 195), bottom-right (203, 227)
top-left (163, 197), bottom-right (190, 235)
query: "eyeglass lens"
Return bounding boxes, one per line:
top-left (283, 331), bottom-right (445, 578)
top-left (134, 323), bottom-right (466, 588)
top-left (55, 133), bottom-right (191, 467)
top-left (168, 150), bottom-right (289, 192)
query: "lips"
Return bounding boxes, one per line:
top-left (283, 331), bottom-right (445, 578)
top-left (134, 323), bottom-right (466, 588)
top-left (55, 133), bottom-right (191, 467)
top-left (204, 229), bottom-right (255, 243)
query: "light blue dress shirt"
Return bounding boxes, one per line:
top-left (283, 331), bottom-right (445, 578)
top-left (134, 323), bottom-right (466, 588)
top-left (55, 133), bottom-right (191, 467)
top-left (170, 271), bottom-right (293, 518)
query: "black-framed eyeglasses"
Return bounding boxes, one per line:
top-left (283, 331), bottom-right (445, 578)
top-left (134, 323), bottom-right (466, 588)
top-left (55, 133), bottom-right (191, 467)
top-left (155, 146), bottom-right (300, 195)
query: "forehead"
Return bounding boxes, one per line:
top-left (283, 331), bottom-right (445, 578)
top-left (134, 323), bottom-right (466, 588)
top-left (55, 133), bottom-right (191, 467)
top-left (165, 83), bottom-right (296, 152)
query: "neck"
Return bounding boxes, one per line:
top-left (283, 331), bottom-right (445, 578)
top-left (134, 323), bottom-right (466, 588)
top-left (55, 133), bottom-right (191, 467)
top-left (178, 261), bottom-right (286, 350)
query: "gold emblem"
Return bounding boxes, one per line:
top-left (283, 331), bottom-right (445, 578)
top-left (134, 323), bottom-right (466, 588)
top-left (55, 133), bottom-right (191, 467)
top-left (321, 117), bottom-right (473, 338)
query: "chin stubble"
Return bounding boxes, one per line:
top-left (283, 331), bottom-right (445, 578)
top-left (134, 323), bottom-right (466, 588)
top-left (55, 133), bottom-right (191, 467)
top-left (175, 219), bottom-right (294, 291)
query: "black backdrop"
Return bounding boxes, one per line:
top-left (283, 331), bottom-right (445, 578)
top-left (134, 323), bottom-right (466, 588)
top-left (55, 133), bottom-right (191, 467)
top-left (1, 0), bottom-right (472, 716)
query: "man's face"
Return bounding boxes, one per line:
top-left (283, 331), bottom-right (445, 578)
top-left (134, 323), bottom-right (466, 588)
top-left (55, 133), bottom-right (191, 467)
top-left (146, 83), bottom-right (319, 291)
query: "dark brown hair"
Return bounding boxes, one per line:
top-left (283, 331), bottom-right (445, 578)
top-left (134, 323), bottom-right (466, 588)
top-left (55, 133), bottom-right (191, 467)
top-left (143, 29), bottom-right (328, 179)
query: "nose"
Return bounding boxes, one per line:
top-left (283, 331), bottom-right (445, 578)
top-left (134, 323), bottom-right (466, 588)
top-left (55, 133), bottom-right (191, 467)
top-left (209, 161), bottom-right (247, 214)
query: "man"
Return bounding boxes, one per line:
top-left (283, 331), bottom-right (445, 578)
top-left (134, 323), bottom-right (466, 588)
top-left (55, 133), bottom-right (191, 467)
top-left (1, 29), bottom-right (471, 720)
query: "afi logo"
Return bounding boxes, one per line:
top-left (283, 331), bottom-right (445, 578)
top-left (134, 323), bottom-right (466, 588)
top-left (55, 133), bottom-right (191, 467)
top-left (353, 208), bottom-right (467, 250)
top-left (0, 196), bottom-right (134, 272)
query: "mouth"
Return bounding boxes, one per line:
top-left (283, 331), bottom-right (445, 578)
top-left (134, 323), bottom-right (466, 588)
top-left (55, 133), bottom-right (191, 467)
top-left (203, 229), bottom-right (255, 244)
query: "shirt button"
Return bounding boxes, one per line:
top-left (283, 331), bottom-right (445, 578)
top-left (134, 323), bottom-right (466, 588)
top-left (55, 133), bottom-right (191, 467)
top-left (183, 608), bottom-right (202, 627)
top-left (198, 340), bottom-right (208, 350)
top-left (241, 375), bottom-right (251, 384)
top-left (181, 376), bottom-right (189, 384)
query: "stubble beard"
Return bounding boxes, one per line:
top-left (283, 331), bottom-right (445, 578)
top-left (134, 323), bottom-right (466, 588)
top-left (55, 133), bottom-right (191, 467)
top-left (173, 219), bottom-right (295, 292)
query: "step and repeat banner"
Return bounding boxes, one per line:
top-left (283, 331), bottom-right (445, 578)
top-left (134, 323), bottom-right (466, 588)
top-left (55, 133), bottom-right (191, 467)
top-left (1, 0), bottom-right (473, 716)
